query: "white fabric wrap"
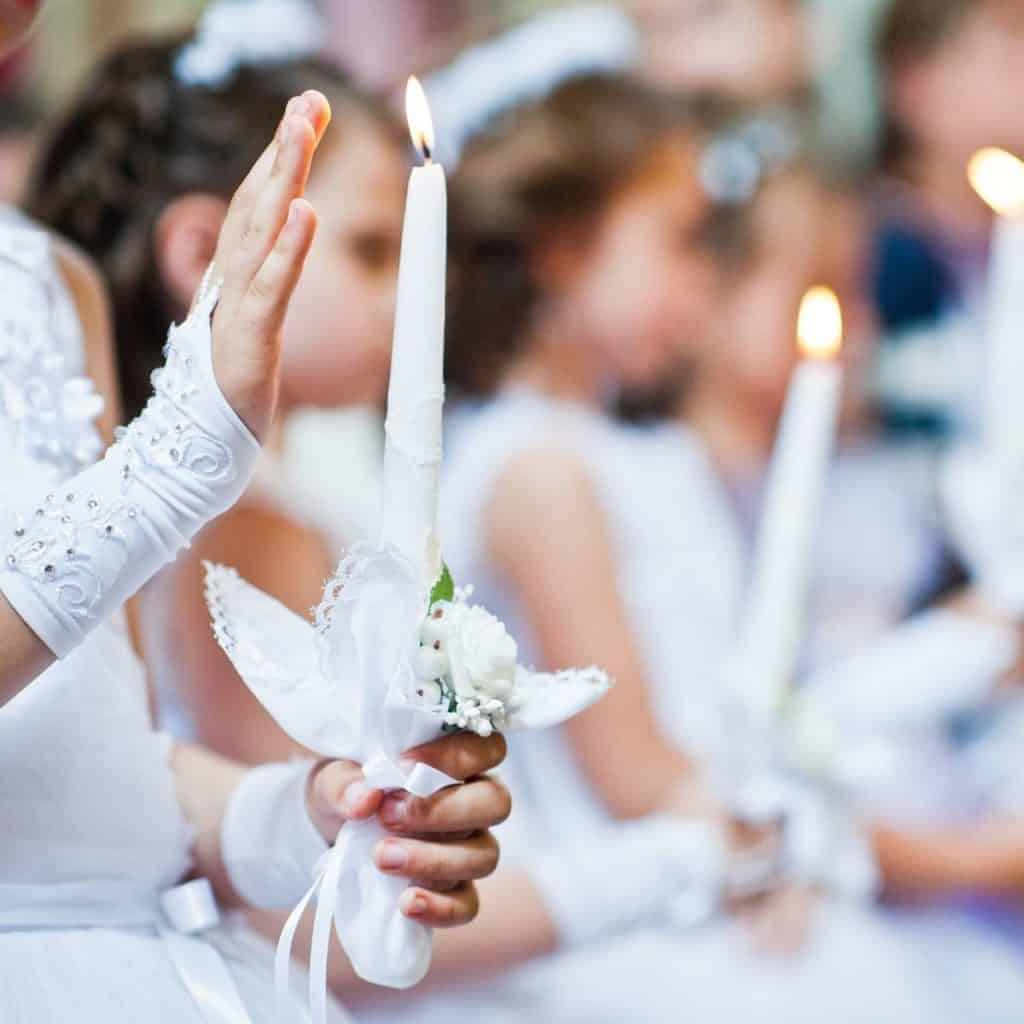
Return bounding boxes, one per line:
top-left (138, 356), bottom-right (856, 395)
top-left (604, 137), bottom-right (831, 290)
top-left (943, 448), bottom-right (1024, 615)
top-left (527, 816), bottom-right (727, 949)
top-left (204, 543), bottom-right (609, 1013)
top-left (0, 278), bottom-right (259, 658)
top-left (221, 760), bottom-right (328, 910)
top-left (729, 775), bottom-right (879, 901)
top-left (807, 607), bottom-right (1018, 730)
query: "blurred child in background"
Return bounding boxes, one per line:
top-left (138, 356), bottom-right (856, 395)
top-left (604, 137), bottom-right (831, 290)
top-left (650, 161), bottom-right (1024, 1020)
top-left (380, 74), bottom-right (955, 1024)
top-left (872, 0), bottom-right (1024, 436)
top-left (629, 0), bottom-right (810, 105)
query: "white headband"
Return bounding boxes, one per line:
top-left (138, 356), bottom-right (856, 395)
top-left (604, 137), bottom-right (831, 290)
top-left (175, 0), bottom-right (324, 89)
top-left (424, 4), bottom-right (640, 167)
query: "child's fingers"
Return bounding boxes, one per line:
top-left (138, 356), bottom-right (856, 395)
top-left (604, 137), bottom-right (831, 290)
top-left (401, 732), bottom-right (508, 782)
top-left (307, 756), bottom-right (384, 841)
top-left (378, 776), bottom-right (511, 836)
top-left (300, 89), bottom-right (332, 145)
top-left (213, 97), bottom-right (299, 274)
top-left (399, 883), bottom-right (480, 929)
top-left (373, 832), bottom-right (500, 884)
top-left (220, 112), bottom-right (317, 318)
top-left (237, 198), bottom-right (317, 348)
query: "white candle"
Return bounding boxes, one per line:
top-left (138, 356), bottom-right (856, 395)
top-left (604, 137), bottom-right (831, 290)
top-left (968, 148), bottom-right (1024, 465)
top-left (380, 77), bottom-right (448, 587)
top-left (729, 287), bottom-right (844, 719)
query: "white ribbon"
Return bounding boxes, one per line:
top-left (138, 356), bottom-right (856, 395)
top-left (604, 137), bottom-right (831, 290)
top-left (275, 756), bottom-right (458, 1023)
top-left (0, 877), bottom-right (253, 1024)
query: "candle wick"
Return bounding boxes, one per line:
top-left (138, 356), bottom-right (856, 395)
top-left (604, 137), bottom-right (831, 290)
top-left (421, 142), bottom-right (433, 165)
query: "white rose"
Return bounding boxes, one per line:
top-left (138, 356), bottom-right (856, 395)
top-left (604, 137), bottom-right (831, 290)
top-left (437, 601), bottom-right (518, 700)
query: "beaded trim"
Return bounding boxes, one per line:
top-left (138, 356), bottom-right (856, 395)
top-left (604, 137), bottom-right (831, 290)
top-left (2, 279), bottom-right (235, 621)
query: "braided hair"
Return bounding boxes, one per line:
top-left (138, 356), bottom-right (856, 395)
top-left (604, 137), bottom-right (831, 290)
top-left (27, 35), bottom-right (399, 420)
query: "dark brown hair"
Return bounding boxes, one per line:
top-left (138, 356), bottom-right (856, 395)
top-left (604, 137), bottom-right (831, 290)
top-left (445, 73), bottom-right (711, 397)
top-left (27, 35), bottom-right (400, 420)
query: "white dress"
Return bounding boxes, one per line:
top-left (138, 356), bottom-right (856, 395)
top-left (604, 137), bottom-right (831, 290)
top-left (357, 389), bottom-right (960, 1024)
top-left (0, 210), bottom-right (340, 1023)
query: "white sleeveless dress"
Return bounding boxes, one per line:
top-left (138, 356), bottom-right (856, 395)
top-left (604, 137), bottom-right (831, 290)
top-left (357, 389), bottom-right (959, 1024)
top-left (0, 209), bottom-right (330, 1023)
top-left (624, 420), bottom-right (1024, 1022)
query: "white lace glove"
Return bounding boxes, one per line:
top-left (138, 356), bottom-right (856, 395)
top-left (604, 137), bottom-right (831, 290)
top-left (0, 279), bottom-right (259, 658)
top-left (729, 775), bottom-right (878, 901)
top-left (527, 816), bottom-right (727, 949)
top-left (221, 759), bottom-right (328, 910)
top-left (805, 607), bottom-right (1018, 731)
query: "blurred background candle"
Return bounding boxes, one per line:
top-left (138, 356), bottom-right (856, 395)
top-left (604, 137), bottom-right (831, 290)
top-left (968, 147), bottom-right (1024, 468)
top-left (380, 76), bottom-right (448, 587)
top-left (730, 287), bottom-right (844, 718)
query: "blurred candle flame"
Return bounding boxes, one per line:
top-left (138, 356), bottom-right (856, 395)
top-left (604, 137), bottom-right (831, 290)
top-left (969, 148), bottom-right (1024, 217)
top-left (405, 76), bottom-right (435, 162)
top-left (797, 286), bottom-right (842, 360)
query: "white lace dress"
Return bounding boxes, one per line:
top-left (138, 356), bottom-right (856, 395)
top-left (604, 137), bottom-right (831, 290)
top-left (0, 209), bottom-right (334, 1023)
top-left (356, 388), bottom-right (961, 1024)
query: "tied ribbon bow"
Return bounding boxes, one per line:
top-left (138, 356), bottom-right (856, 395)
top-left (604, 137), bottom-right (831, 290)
top-left (275, 755), bottom-right (458, 1022)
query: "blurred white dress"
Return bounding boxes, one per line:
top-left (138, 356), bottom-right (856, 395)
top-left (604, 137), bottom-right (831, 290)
top-left (356, 388), bottom-right (960, 1024)
top-left (0, 209), bottom-right (345, 1023)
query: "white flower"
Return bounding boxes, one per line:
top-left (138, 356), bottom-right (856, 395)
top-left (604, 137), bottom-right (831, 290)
top-left (431, 600), bottom-right (518, 700)
top-left (413, 644), bottom-right (449, 682)
top-left (411, 678), bottom-right (444, 708)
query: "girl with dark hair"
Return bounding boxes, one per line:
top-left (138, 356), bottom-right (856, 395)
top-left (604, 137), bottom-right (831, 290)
top-left (0, 5), bottom-right (509, 1021)
top-left (658, 164), bottom-right (1024, 1019)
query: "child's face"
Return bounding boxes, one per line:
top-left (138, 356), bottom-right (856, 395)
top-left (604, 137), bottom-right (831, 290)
top-left (278, 118), bottom-right (406, 409)
top-left (631, 0), bottom-right (808, 102)
top-left (709, 177), bottom-right (875, 422)
top-left (559, 139), bottom-right (719, 393)
top-left (895, 1), bottom-right (1024, 154)
top-left (0, 0), bottom-right (41, 56)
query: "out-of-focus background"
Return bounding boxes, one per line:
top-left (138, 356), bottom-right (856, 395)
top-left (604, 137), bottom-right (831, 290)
top-left (0, 1), bottom-right (886, 203)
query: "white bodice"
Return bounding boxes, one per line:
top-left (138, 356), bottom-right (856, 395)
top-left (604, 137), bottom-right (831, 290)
top-left (439, 391), bottom-right (658, 854)
top-left (0, 210), bottom-right (192, 890)
top-left (440, 390), bottom-right (953, 841)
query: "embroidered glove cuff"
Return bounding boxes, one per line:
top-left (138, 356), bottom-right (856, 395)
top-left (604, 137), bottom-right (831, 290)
top-left (0, 277), bottom-right (259, 657)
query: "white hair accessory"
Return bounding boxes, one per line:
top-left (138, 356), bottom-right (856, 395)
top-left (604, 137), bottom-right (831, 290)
top-left (175, 0), bottom-right (324, 89)
top-left (425, 4), bottom-right (639, 167)
top-left (700, 109), bottom-right (803, 205)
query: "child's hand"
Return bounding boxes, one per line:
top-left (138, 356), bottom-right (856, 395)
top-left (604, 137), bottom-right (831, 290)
top-left (307, 734), bottom-right (510, 929)
top-left (210, 91), bottom-right (331, 442)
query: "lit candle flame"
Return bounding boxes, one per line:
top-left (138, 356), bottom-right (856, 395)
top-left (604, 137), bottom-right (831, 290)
top-left (797, 286), bottom-right (842, 360)
top-left (968, 148), bottom-right (1024, 217)
top-left (405, 76), bottom-right (435, 163)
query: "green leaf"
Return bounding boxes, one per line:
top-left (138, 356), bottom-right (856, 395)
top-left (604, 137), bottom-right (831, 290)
top-left (429, 562), bottom-right (454, 606)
